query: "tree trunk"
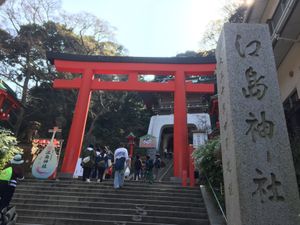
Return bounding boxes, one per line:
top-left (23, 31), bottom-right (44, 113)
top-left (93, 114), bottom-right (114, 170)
top-left (15, 67), bottom-right (31, 136)
top-left (83, 112), bottom-right (103, 148)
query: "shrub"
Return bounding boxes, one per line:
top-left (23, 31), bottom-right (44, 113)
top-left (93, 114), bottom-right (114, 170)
top-left (0, 127), bottom-right (23, 170)
top-left (192, 136), bottom-right (225, 208)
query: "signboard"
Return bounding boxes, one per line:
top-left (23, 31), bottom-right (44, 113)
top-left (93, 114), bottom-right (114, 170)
top-left (32, 127), bottom-right (62, 179)
top-left (32, 142), bottom-right (58, 179)
top-left (139, 134), bottom-right (156, 148)
top-left (192, 132), bottom-right (208, 149)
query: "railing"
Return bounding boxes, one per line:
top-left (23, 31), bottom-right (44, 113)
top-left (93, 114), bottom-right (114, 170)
top-left (204, 173), bottom-right (228, 224)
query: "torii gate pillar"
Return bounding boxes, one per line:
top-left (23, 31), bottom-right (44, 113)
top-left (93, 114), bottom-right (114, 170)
top-left (61, 69), bottom-right (94, 172)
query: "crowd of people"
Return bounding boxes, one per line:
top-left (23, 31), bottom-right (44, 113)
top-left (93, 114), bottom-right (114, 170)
top-left (133, 154), bottom-right (161, 184)
top-left (80, 145), bottom-right (114, 183)
top-left (0, 144), bottom-right (164, 213)
top-left (80, 144), bottom-right (162, 188)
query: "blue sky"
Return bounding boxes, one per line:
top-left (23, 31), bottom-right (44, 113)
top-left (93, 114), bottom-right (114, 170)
top-left (62, 0), bottom-right (228, 57)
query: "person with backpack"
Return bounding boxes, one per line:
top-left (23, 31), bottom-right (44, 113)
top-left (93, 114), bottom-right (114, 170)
top-left (153, 154), bottom-right (161, 180)
top-left (113, 144), bottom-right (129, 189)
top-left (0, 154), bottom-right (24, 211)
top-left (134, 155), bottom-right (142, 181)
top-left (95, 148), bottom-right (107, 183)
top-left (81, 145), bottom-right (96, 183)
top-left (145, 155), bottom-right (154, 184)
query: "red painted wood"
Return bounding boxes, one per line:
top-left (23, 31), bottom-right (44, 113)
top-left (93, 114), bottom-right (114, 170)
top-left (54, 79), bottom-right (214, 93)
top-left (53, 78), bottom-right (81, 89)
top-left (129, 144), bottom-right (134, 158)
top-left (60, 69), bottom-right (94, 174)
top-left (0, 90), bottom-right (21, 121)
top-left (182, 170), bottom-right (187, 187)
top-left (189, 144), bottom-right (195, 187)
top-left (54, 60), bottom-right (216, 74)
top-left (0, 93), bottom-right (6, 109)
top-left (91, 80), bottom-right (175, 92)
top-left (173, 70), bottom-right (188, 177)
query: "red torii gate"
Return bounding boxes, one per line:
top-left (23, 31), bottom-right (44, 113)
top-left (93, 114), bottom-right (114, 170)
top-left (47, 52), bottom-right (216, 178)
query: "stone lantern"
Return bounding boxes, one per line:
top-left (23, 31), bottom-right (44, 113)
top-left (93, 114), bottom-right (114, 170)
top-left (126, 132), bottom-right (135, 157)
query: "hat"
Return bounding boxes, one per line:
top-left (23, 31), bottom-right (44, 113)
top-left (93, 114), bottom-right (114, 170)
top-left (10, 154), bottom-right (24, 165)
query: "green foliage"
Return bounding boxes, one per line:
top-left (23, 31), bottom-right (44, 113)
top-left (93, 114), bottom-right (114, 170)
top-left (91, 92), bottom-right (153, 150)
top-left (0, 128), bottom-right (23, 170)
top-left (192, 136), bottom-right (225, 207)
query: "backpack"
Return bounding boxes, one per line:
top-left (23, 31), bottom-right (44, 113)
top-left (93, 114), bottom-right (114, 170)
top-left (147, 159), bottom-right (154, 170)
top-left (115, 157), bottom-right (126, 171)
top-left (154, 158), bottom-right (161, 168)
top-left (134, 159), bottom-right (142, 170)
top-left (95, 154), bottom-right (106, 168)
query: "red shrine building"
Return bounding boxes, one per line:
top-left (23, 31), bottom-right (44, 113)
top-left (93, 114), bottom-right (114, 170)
top-left (0, 80), bottom-right (21, 122)
top-left (47, 52), bottom-right (216, 179)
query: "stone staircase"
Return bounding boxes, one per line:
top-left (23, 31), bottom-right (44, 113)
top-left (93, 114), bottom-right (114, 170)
top-left (12, 178), bottom-right (210, 225)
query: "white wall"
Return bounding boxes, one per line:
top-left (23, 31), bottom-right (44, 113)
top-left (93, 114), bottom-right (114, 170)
top-left (147, 113), bottom-right (211, 150)
top-left (277, 41), bottom-right (300, 101)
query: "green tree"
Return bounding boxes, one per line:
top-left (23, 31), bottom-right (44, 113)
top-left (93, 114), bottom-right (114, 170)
top-left (0, 0), bottom-right (124, 136)
top-left (91, 92), bottom-right (152, 150)
top-left (0, 128), bottom-right (23, 170)
top-left (199, 1), bottom-right (247, 52)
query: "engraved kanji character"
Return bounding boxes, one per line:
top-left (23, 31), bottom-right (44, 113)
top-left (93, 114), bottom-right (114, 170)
top-left (267, 173), bottom-right (285, 202)
top-left (242, 67), bottom-right (268, 100)
top-left (245, 111), bottom-right (274, 142)
top-left (235, 34), bottom-right (261, 58)
top-left (42, 164), bottom-right (47, 168)
top-left (252, 169), bottom-right (285, 203)
top-left (252, 169), bottom-right (268, 203)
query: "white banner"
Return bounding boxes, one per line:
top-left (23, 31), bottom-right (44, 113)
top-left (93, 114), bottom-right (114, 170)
top-left (193, 133), bottom-right (208, 149)
top-left (73, 158), bottom-right (83, 178)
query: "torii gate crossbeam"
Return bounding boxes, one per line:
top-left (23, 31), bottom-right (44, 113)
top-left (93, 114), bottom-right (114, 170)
top-left (47, 52), bottom-right (216, 179)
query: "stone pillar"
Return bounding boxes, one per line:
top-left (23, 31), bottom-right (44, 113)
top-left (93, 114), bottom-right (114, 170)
top-left (216, 23), bottom-right (300, 225)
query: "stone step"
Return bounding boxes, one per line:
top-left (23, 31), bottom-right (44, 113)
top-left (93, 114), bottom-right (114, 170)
top-left (18, 182), bottom-right (200, 195)
top-left (16, 185), bottom-right (201, 198)
top-left (12, 193), bottom-right (203, 208)
top-left (20, 179), bottom-right (198, 190)
top-left (17, 209), bottom-right (210, 225)
top-left (12, 179), bottom-right (209, 225)
top-left (13, 203), bottom-right (207, 219)
top-left (17, 216), bottom-right (178, 225)
top-left (14, 189), bottom-right (202, 203)
top-left (12, 198), bottom-right (205, 213)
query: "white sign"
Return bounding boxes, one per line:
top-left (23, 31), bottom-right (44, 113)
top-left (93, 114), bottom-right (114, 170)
top-left (32, 142), bottom-right (58, 179)
top-left (193, 132), bottom-right (208, 149)
top-left (139, 134), bottom-right (156, 148)
top-left (32, 127), bottom-right (61, 179)
top-left (73, 158), bottom-right (83, 178)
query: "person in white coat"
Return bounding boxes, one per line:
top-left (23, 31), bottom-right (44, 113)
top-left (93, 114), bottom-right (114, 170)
top-left (113, 144), bottom-right (129, 189)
